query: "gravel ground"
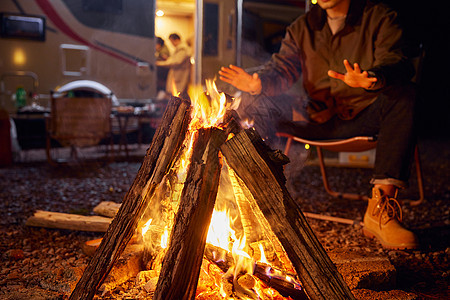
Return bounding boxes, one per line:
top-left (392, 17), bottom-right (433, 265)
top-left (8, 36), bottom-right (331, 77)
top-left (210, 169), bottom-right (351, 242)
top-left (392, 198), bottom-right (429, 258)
top-left (0, 137), bottom-right (448, 299)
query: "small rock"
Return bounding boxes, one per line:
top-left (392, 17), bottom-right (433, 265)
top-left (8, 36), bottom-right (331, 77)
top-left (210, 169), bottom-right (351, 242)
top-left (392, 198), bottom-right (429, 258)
top-left (143, 277), bottom-right (158, 293)
top-left (8, 249), bottom-right (25, 260)
top-left (7, 271), bottom-right (20, 280)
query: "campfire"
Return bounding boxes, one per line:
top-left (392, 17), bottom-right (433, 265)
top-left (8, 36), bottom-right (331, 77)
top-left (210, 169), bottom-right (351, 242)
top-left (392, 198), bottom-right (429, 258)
top-left (69, 81), bottom-right (354, 300)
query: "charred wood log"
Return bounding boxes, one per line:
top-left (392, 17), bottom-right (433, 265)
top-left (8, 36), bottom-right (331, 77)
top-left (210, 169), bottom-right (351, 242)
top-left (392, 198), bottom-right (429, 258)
top-left (70, 96), bottom-right (192, 300)
top-left (204, 243), bottom-right (307, 300)
top-left (220, 128), bottom-right (355, 300)
top-left (228, 168), bottom-right (296, 274)
top-left (153, 127), bottom-right (228, 300)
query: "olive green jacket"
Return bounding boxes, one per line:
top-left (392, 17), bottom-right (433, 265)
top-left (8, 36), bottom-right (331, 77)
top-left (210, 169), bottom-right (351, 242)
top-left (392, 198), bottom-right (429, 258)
top-left (259, 0), bottom-right (414, 123)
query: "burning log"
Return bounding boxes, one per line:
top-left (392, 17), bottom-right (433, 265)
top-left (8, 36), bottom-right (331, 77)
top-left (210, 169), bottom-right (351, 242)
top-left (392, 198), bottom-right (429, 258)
top-left (221, 128), bottom-right (355, 300)
top-left (228, 167), bottom-right (296, 274)
top-left (71, 85), bottom-right (352, 300)
top-left (70, 96), bottom-right (192, 300)
top-left (153, 127), bottom-right (228, 300)
top-left (204, 243), bottom-right (307, 299)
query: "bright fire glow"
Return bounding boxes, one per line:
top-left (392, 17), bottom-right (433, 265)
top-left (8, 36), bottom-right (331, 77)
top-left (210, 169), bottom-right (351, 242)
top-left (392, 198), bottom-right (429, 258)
top-left (141, 218), bottom-right (153, 237)
top-left (258, 243), bottom-right (267, 264)
top-left (136, 79), bottom-right (297, 297)
top-left (160, 226), bottom-right (169, 249)
top-left (241, 118), bottom-right (254, 129)
top-left (171, 80), bottom-right (179, 97)
top-left (206, 209), bottom-right (236, 251)
top-left (207, 208), bottom-right (255, 280)
top-left (188, 79), bottom-right (229, 130)
top-left (174, 79), bottom-right (235, 178)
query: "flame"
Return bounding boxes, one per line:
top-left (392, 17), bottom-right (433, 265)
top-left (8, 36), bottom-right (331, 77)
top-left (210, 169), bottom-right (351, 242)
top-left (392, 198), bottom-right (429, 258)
top-left (160, 226), bottom-right (169, 249)
top-left (258, 243), bottom-right (268, 264)
top-left (171, 80), bottom-right (180, 97)
top-left (174, 79), bottom-right (235, 179)
top-left (141, 218), bottom-right (153, 238)
top-left (206, 209), bottom-right (236, 251)
top-left (188, 79), bottom-right (230, 130)
top-left (137, 79), bottom-right (300, 298)
top-left (231, 235), bottom-right (254, 277)
top-left (241, 118), bottom-right (254, 129)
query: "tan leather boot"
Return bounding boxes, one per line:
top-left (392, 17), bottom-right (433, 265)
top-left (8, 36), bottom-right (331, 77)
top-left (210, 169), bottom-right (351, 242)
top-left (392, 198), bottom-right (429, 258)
top-left (363, 188), bottom-right (419, 250)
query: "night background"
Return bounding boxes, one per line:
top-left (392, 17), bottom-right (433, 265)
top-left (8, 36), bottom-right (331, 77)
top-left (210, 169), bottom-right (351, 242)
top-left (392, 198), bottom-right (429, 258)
top-left (387, 0), bottom-right (450, 139)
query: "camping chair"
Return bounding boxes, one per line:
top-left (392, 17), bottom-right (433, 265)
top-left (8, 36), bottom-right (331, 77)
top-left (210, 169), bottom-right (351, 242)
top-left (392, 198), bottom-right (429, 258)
top-left (276, 133), bottom-right (424, 206)
top-left (45, 94), bottom-right (113, 165)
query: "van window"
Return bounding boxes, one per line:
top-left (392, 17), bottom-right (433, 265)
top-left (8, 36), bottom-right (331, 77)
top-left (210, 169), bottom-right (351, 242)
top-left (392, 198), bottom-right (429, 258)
top-left (61, 0), bottom-right (154, 38)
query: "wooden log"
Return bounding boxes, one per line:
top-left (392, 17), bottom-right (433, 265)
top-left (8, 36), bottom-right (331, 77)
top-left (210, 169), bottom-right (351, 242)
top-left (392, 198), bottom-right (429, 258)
top-left (220, 128), bottom-right (355, 300)
top-left (227, 163), bottom-right (264, 243)
top-left (228, 167), bottom-right (296, 274)
top-left (70, 96), bottom-right (192, 300)
top-left (98, 244), bottom-right (144, 296)
top-left (153, 127), bottom-right (227, 300)
top-left (203, 243), bottom-right (307, 299)
top-left (93, 201), bottom-right (121, 218)
top-left (25, 210), bottom-right (112, 232)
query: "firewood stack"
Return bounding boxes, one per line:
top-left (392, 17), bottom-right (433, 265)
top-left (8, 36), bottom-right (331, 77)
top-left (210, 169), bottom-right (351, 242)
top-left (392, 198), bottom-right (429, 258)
top-left (69, 94), bottom-right (355, 300)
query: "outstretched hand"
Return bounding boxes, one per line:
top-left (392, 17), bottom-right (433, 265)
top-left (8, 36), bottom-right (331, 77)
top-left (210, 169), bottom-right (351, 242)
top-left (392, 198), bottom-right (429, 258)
top-left (328, 60), bottom-right (377, 89)
top-left (219, 65), bottom-right (262, 95)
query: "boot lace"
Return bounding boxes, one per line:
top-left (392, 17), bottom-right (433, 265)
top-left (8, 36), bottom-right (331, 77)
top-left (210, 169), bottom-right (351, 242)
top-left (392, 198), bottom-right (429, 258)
top-left (372, 190), bottom-right (403, 229)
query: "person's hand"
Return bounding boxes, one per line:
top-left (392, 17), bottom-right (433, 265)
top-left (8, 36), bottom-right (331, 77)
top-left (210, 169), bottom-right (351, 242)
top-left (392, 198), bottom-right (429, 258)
top-left (328, 60), bottom-right (378, 89)
top-left (219, 65), bottom-right (262, 95)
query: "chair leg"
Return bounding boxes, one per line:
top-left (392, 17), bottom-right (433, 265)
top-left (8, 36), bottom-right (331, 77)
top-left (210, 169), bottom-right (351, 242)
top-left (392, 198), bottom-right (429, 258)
top-left (46, 135), bottom-right (58, 166)
top-left (317, 147), bottom-right (368, 201)
top-left (283, 137), bottom-right (293, 156)
top-left (109, 134), bottom-right (115, 162)
top-left (408, 145), bottom-right (425, 206)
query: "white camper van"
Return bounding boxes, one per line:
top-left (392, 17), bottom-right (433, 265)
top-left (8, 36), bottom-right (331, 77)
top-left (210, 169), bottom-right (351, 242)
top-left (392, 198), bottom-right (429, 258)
top-left (0, 0), bottom-right (156, 113)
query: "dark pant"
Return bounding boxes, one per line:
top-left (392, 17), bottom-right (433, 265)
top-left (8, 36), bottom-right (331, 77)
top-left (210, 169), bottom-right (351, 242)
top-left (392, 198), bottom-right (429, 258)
top-left (237, 84), bottom-right (417, 188)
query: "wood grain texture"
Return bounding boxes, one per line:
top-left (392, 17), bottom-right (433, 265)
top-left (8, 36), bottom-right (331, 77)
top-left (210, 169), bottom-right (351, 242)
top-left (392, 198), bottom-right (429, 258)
top-left (70, 96), bottom-right (192, 300)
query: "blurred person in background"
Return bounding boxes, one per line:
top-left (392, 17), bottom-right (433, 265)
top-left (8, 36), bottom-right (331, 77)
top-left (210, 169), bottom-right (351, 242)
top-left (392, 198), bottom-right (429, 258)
top-left (155, 37), bottom-right (171, 92)
top-left (155, 36), bottom-right (170, 61)
top-left (156, 33), bottom-right (191, 99)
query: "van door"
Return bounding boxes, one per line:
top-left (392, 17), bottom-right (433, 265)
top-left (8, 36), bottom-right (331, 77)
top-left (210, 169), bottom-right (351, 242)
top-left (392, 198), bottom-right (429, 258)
top-left (201, 0), bottom-right (237, 82)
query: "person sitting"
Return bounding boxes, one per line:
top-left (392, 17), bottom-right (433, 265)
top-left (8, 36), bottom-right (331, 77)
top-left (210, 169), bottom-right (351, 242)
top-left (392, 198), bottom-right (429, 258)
top-left (219, 0), bottom-right (418, 250)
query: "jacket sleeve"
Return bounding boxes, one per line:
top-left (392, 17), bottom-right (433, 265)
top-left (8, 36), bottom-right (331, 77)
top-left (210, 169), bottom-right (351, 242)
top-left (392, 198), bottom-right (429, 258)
top-left (157, 46), bottom-right (190, 67)
top-left (258, 26), bottom-right (303, 97)
top-left (366, 9), bottom-right (415, 91)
